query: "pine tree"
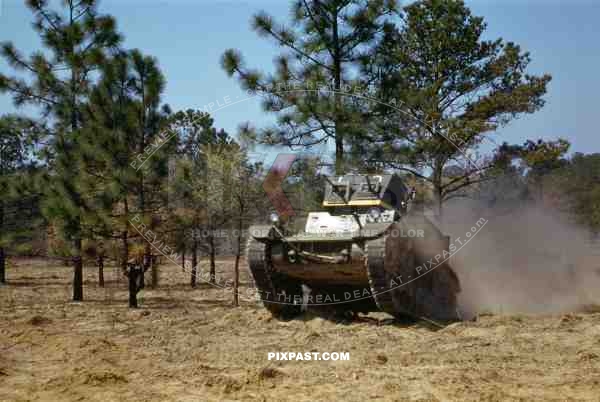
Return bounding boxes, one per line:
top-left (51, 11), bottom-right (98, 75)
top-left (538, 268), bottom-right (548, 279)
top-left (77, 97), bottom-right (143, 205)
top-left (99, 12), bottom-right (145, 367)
top-left (0, 0), bottom-right (122, 300)
top-left (81, 50), bottom-right (171, 307)
top-left (495, 139), bottom-right (570, 204)
top-left (0, 115), bottom-right (42, 283)
top-left (222, 0), bottom-right (397, 174)
top-left (169, 110), bottom-right (236, 287)
top-left (128, 50), bottom-right (171, 291)
top-left (227, 153), bottom-right (263, 306)
top-left (80, 52), bottom-right (133, 271)
top-left (360, 0), bottom-right (551, 217)
top-left (558, 153), bottom-right (600, 235)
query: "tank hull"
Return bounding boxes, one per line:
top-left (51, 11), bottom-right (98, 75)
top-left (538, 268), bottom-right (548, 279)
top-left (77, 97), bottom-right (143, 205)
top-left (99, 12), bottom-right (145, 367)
top-left (247, 216), bottom-right (462, 321)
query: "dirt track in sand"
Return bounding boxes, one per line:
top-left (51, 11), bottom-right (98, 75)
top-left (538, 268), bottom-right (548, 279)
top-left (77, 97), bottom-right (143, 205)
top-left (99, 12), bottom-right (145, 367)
top-left (1, 258), bottom-right (599, 401)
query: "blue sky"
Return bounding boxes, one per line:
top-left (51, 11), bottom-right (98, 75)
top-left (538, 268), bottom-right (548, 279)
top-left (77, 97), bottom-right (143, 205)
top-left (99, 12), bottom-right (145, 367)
top-left (1, 0), bottom-right (599, 161)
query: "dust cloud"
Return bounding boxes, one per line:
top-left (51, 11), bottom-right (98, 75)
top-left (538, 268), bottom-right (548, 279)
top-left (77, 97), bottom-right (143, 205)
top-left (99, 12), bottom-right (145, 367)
top-left (440, 200), bottom-right (600, 319)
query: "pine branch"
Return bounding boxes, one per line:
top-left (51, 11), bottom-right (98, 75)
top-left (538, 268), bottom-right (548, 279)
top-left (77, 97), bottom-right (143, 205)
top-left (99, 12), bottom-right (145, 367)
top-left (254, 12), bottom-right (332, 71)
top-left (1, 77), bottom-right (58, 106)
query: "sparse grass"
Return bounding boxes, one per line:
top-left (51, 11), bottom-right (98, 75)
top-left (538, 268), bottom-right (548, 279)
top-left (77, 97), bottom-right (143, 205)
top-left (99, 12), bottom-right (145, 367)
top-left (257, 366), bottom-right (283, 380)
top-left (1, 258), bottom-right (600, 401)
top-left (374, 353), bottom-right (388, 364)
top-left (27, 315), bottom-right (52, 326)
top-left (83, 371), bottom-right (128, 385)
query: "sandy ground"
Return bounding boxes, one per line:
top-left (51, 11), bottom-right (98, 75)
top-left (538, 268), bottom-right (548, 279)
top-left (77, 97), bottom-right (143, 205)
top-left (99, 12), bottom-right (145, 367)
top-left (1, 258), bottom-right (599, 402)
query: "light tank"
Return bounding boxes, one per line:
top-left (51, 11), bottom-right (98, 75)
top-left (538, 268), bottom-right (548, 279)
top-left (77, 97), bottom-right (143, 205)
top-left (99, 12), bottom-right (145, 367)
top-left (246, 174), bottom-right (461, 321)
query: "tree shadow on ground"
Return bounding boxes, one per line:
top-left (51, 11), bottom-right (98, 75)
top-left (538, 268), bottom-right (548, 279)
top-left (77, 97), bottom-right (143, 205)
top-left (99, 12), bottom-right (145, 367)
top-left (140, 296), bottom-right (234, 311)
top-left (3, 280), bottom-right (69, 287)
top-left (159, 282), bottom-right (219, 291)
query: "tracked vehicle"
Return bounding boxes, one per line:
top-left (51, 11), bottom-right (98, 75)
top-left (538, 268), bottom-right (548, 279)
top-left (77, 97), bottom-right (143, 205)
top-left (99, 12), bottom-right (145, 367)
top-left (247, 174), bottom-right (461, 321)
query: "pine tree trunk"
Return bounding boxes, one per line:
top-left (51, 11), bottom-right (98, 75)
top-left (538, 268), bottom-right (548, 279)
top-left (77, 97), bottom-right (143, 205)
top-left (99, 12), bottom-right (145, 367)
top-left (233, 216), bottom-right (243, 306)
top-left (433, 162), bottom-right (444, 222)
top-left (233, 253), bottom-right (240, 306)
top-left (72, 237), bottom-right (83, 301)
top-left (181, 248), bottom-right (185, 271)
top-left (97, 256), bottom-right (104, 288)
top-left (0, 247), bottom-right (5, 284)
top-left (128, 267), bottom-right (139, 308)
top-left (209, 235), bottom-right (216, 284)
top-left (332, 8), bottom-right (344, 175)
top-left (122, 199), bottom-right (129, 274)
top-left (69, 32), bottom-right (83, 302)
top-left (121, 231), bottom-right (129, 272)
top-left (190, 239), bottom-right (197, 288)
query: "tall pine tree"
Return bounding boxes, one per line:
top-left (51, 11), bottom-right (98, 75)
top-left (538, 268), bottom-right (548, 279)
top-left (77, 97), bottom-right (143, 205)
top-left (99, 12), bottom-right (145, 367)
top-left (222, 0), bottom-right (397, 174)
top-left (360, 0), bottom-right (551, 217)
top-left (0, 0), bottom-right (121, 300)
top-left (81, 50), bottom-right (171, 307)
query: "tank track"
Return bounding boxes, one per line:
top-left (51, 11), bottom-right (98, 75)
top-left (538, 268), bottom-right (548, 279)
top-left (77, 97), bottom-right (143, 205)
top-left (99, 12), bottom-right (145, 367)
top-left (366, 228), bottom-right (461, 322)
top-left (246, 236), bottom-right (302, 318)
top-left (365, 235), bottom-right (395, 313)
top-left (365, 233), bottom-right (416, 319)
